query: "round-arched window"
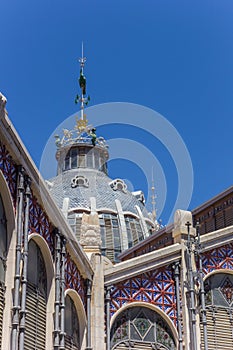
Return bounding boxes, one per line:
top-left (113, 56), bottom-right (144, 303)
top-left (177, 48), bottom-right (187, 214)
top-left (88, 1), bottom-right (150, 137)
top-left (65, 294), bottom-right (80, 350)
top-left (111, 307), bottom-right (176, 350)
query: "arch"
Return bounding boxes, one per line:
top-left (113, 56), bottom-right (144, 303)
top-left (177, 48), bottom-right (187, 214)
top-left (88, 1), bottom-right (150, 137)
top-left (98, 208), bottom-right (118, 215)
top-left (110, 303), bottom-right (177, 349)
top-left (123, 212), bottom-right (140, 220)
top-left (65, 288), bottom-right (87, 349)
top-left (68, 208), bottom-right (91, 214)
top-left (110, 302), bottom-right (178, 343)
top-left (0, 171), bottom-right (16, 350)
top-left (28, 234), bottom-right (55, 349)
top-left (0, 170), bottom-right (15, 247)
top-left (28, 233), bottom-right (55, 294)
top-left (203, 268), bottom-right (233, 282)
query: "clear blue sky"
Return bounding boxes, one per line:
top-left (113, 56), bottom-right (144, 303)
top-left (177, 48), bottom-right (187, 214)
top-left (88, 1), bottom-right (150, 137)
top-left (1, 0), bottom-right (233, 224)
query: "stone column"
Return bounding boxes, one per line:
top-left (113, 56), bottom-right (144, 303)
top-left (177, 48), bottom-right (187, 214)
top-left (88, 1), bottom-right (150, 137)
top-left (90, 253), bottom-right (105, 350)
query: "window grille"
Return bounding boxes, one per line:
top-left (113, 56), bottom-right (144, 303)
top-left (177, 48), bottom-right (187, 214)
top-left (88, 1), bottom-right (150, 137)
top-left (200, 273), bottom-right (233, 349)
top-left (99, 213), bottom-right (121, 262)
top-left (65, 295), bottom-right (80, 350)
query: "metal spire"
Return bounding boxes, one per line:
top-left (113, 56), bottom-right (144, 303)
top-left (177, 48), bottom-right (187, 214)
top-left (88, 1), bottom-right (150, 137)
top-left (151, 168), bottom-right (157, 222)
top-left (79, 42), bottom-right (86, 76)
top-left (75, 42), bottom-right (90, 129)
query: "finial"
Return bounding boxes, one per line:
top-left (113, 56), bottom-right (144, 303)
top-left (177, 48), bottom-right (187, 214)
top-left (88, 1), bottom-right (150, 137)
top-left (75, 42), bottom-right (90, 129)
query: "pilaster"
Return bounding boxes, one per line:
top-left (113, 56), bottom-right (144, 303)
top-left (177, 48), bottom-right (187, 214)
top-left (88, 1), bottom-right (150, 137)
top-left (172, 209), bottom-right (198, 350)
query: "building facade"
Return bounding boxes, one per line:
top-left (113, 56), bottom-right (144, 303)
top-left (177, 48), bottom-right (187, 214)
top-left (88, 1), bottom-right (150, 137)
top-left (1, 87), bottom-right (233, 350)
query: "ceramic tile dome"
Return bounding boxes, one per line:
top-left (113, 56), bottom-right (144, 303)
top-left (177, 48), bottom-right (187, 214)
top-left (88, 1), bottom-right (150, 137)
top-left (48, 134), bottom-right (156, 262)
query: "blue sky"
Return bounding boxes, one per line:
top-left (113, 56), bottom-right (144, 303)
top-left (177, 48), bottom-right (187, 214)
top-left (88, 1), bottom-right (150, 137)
top-left (1, 1), bottom-right (233, 224)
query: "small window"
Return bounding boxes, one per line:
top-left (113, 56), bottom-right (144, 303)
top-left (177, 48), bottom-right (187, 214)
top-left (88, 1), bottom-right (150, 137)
top-left (71, 175), bottom-right (89, 188)
top-left (109, 179), bottom-right (127, 193)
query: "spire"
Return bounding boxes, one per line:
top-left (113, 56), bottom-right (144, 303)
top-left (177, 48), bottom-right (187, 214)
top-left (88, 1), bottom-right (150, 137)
top-left (151, 168), bottom-right (157, 222)
top-left (75, 42), bottom-right (90, 129)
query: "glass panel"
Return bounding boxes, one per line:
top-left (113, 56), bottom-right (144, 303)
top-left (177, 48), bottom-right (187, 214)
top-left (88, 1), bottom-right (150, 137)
top-left (124, 216), bottom-right (144, 248)
top-left (65, 295), bottom-right (80, 347)
top-left (78, 155), bottom-right (85, 167)
top-left (111, 310), bottom-right (129, 346)
top-left (71, 149), bottom-right (77, 168)
top-left (64, 156), bottom-right (70, 170)
top-left (110, 307), bottom-right (175, 349)
top-left (204, 273), bottom-right (233, 307)
top-left (28, 240), bottom-right (47, 297)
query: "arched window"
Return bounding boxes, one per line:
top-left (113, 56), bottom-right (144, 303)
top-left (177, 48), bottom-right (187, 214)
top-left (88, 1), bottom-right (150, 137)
top-left (200, 273), bottom-right (233, 349)
top-left (24, 240), bottom-right (47, 350)
top-left (99, 213), bottom-right (121, 262)
top-left (0, 194), bottom-right (7, 344)
top-left (124, 215), bottom-right (144, 248)
top-left (111, 306), bottom-right (176, 350)
top-left (65, 294), bottom-right (80, 350)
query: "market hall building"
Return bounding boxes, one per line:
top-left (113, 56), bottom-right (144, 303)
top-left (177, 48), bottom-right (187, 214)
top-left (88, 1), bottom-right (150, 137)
top-left (1, 73), bottom-right (233, 350)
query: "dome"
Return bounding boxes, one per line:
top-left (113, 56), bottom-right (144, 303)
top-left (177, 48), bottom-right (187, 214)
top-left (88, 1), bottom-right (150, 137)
top-left (48, 52), bottom-right (157, 262)
top-left (48, 129), bottom-right (156, 262)
top-left (50, 169), bottom-right (150, 217)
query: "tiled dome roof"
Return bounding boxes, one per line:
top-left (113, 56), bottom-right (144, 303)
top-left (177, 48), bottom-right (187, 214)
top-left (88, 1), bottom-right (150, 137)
top-left (49, 168), bottom-right (150, 217)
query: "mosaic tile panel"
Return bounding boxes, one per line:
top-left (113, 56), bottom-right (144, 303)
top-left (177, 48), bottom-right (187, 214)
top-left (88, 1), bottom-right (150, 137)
top-left (65, 252), bottom-right (86, 307)
top-left (0, 141), bottom-right (17, 206)
top-left (202, 243), bottom-right (233, 275)
top-left (110, 266), bottom-right (177, 324)
top-left (29, 195), bottom-right (54, 254)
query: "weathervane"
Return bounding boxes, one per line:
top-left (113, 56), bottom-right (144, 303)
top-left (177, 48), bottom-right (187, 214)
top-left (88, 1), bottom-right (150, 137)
top-left (54, 44), bottom-right (106, 149)
top-left (75, 42), bottom-right (90, 130)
